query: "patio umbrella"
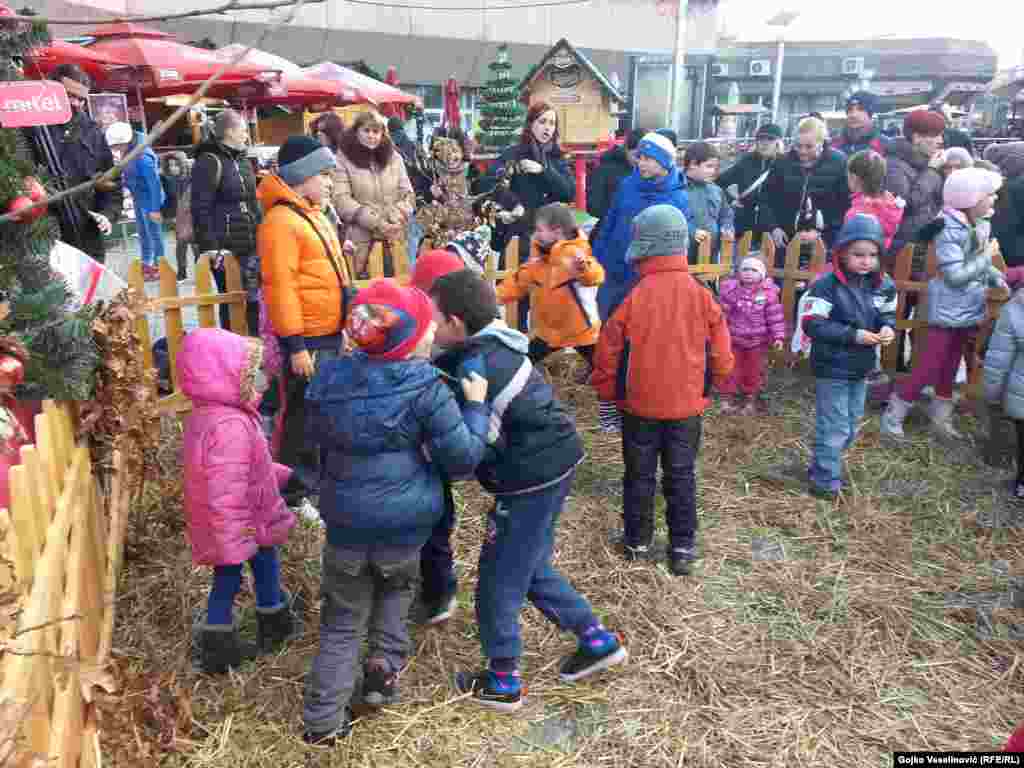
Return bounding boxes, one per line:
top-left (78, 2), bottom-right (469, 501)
top-left (214, 44), bottom-right (303, 76)
top-left (442, 76), bottom-right (460, 130)
top-left (227, 73), bottom-right (358, 110)
top-left (302, 62), bottom-right (421, 109)
top-left (21, 40), bottom-right (133, 84)
top-left (380, 66), bottom-right (403, 119)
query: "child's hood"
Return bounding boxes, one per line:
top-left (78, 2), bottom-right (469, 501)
top-left (305, 352), bottom-right (439, 406)
top-left (540, 232), bottom-right (590, 262)
top-left (257, 173), bottom-right (316, 213)
top-left (470, 319), bottom-right (530, 356)
top-left (178, 328), bottom-right (264, 411)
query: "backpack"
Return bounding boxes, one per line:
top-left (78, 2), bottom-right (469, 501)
top-left (176, 153), bottom-right (222, 245)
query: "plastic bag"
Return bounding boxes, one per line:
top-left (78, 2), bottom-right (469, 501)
top-left (49, 240), bottom-right (128, 309)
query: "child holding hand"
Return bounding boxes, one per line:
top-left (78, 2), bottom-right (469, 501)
top-left (718, 256), bottom-right (786, 414)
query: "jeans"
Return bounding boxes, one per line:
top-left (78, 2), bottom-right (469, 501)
top-left (897, 326), bottom-right (977, 402)
top-left (719, 346), bottom-right (767, 396)
top-left (303, 544), bottom-right (418, 734)
top-left (206, 546), bottom-right (282, 626)
top-left (407, 216), bottom-right (423, 265)
top-left (279, 345), bottom-right (341, 503)
top-left (809, 377), bottom-right (867, 492)
top-left (620, 413), bottom-right (702, 550)
top-left (476, 471), bottom-right (598, 661)
top-left (135, 208), bottom-right (165, 267)
top-left (419, 479), bottom-right (457, 604)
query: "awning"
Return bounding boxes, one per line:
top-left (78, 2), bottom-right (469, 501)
top-left (713, 103), bottom-right (767, 114)
top-left (870, 80), bottom-right (934, 97)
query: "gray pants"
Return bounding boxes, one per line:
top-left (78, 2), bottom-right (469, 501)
top-left (303, 544), bottom-right (419, 734)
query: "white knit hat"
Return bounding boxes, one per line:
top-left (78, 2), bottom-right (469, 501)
top-left (740, 256), bottom-right (767, 279)
top-left (104, 121), bottom-right (133, 146)
top-left (943, 168), bottom-right (1002, 211)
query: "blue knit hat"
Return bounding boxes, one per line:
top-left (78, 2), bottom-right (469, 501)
top-left (278, 135), bottom-right (336, 186)
top-left (834, 213), bottom-right (885, 252)
top-left (846, 90), bottom-right (880, 117)
top-left (636, 132), bottom-right (676, 173)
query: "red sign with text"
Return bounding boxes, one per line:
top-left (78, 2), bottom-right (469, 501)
top-left (0, 80), bottom-right (72, 128)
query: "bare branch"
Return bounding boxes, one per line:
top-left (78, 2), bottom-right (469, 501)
top-left (0, 0), bottom-right (316, 227)
top-left (10, 0), bottom-right (327, 26)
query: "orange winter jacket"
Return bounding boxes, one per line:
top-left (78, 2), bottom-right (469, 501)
top-left (496, 234), bottom-right (605, 349)
top-left (591, 254), bottom-right (734, 420)
top-left (258, 175), bottom-right (353, 347)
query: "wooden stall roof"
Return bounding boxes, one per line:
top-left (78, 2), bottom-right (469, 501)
top-left (519, 37), bottom-right (625, 105)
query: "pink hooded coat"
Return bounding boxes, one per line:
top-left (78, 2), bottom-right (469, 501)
top-left (718, 277), bottom-right (786, 350)
top-left (846, 192), bottom-right (905, 251)
top-left (178, 328), bottom-right (294, 567)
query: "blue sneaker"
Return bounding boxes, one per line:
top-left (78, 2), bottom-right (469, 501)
top-left (454, 669), bottom-right (523, 712)
top-left (559, 627), bottom-right (628, 682)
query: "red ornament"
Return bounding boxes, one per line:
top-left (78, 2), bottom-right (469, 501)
top-left (23, 177), bottom-right (46, 204)
top-left (6, 196), bottom-right (35, 222)
top-left (0, 354), bottom-right (24, 389)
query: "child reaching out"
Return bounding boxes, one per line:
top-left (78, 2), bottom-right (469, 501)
top-left (177, 328), bottom-right (299, 675)
top-left (802, 214), bottom-right (897, 500)
top-left (301, 280), bottom-right (490, 745)
top-left (718, 256), bottom-right (786, 414)
top-left (497, 202), bottom-right (605, 375)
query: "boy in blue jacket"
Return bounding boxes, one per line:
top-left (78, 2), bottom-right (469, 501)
top-left (800, 214), bottom-right (896, 499)
top-left (106, 122), bottom-right (165, 282)
top-left (429, 270), bottom-right (627, 713)
top-left (301, 279), bottom-right (490, 745)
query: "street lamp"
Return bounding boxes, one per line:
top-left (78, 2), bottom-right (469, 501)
top-left (766, 10), bottom-right (800, 126)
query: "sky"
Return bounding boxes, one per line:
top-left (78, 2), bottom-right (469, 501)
top-left (717, 0), bottom-right (1022, 70)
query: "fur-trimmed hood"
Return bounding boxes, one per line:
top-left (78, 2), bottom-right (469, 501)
top-left (177, 328), bottom-right (264, 413)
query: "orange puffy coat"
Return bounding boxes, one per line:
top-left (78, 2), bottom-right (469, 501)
top-left (258, 175), bottom-right (353, 344)
top-left (496, 234), bottom-right (605, 349)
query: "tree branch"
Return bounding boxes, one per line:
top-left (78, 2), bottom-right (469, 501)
top-left (0, 0), bottom-right (315, 227)
top-left (10, 0), bottom-right (326, 25)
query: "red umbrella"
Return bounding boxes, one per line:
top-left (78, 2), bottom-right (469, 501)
top-left (381, 66), bottom-right (403, 119)
top-left (226, 73), bottom-right (357, 110)
top-left (442, 77), bottom-right (461, 131)
top-left (302, 62), bottom-right (421, 109)
top-left (21, 40), bottom-right (133, 84)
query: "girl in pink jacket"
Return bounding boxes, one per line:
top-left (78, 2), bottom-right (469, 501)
top-left (718, 256), bottom-right (786, 414)
top-left (178, 328), bottom-right (297, 675)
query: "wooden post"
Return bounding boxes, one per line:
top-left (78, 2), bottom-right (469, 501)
top-left (502, 237), bottom-right (521, 332)
top-left (736, 230), bottom-right (752, 260)
top-left (779, 237), bottom-right (802, 330)
top-left (368, 242), bottom-right (385, 279)
top-left (161, 259), bottom-right (185, 393)
top-left (884, 244), bottom-right (914, 373)
top-left (194, 255), bottom-right (217, 329)
top-left (573, 155), bottom-right (587, 212)
top-left (224, 252), bottom-right (247, 336)
top-left (127, 259), bottom-right (154, 374)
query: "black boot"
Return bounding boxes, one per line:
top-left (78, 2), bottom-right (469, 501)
top-left (256, 591), bottom-right (303, 653)
top-left (199, 624), bottom-right (256, 675)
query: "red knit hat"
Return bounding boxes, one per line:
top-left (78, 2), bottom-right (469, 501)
top-left (411, 249), bottom-right (465, 293)
top-left (903, 109), bottom-right (946, 139)
top-left (1006, 722), bottom-right (1024, 752)
top-left (347, 279), bottom-right (434, 361)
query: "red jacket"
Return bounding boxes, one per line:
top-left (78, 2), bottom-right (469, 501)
top-left (846, 192), bottom-right (905, 251)
top-left (591, 254), bottom-right (734, 419)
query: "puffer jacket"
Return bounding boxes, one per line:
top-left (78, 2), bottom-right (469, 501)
top-left (121, 131), bottom-right (165, 214)
top-left (190, 138), bottom-right (260, 254)
top-left (719, 277), bottom-right (785, 349)
top-left (685, 178), bottom-right (735, 261)
top-left (178, 329), bottom-right (294, 566)
top-left (258, 174), bottom-right (354, 355)
top-left (496, 233), bottom-right (605, 349)
top-left (591, 255), bottom-right (734, 419)
top-left (716, 150), bottom-right (775, 237)
top-left (983, 289), bottom-right (1024, 419)
top-left (928, 209), bottom-right (1005, 328)
top-left (434, 321), bottom-right (584, 496)
top-left (846, 192), bottom-right (904, 252)
top-left (801, 251), bottom-right (897, 381)
top-left (592, 167), bottom-right (695, 320)
top-left (331, 149), bottom-right (415, 267)
top-left (305, 353), bottom-right (490, 550)
top-left (759, 147), bottom-right (849, 246)
top-left (884, 137), bottom-right (944, 258)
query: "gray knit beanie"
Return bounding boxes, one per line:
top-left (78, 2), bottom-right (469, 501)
top-left (625, 205), bottom-right (690, 263)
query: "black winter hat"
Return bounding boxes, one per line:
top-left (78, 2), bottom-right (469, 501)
top-left (846, 90), bottom-right (880, 117)
top-left (277, 135), bottom-right (336, 186)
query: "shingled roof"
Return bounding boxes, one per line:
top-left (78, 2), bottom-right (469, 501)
top-left (519, 38), bottom-right (625, 104)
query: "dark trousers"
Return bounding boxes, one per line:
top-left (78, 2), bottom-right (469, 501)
top-left (419, 480), bottom-right (457, 604)
top-left (210, 252), bottom-right (260, 336)
top-left (620, 412), bottom-right (703, 550)
top-left (279, 346), bottom-right (340, 503)
top-left (527, 338), bottom-right (595, 367)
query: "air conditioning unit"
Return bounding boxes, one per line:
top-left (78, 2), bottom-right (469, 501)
top-left (843, 57), bottom-right (864, 75)
top-left (711, 63), bottom-right (728, 77)
top-left (749, 60), bottom-right (772, 77)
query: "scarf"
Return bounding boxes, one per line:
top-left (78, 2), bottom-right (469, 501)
top-left (528, 138), bottom-right (555, 169)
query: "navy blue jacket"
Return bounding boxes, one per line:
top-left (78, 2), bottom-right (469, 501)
top-left (190, 139), bottom-right (260, 254)
top-left (493, 142), bottom-right (576, 216)
top-left (434, 322), bottom-right (584, 496)
top-left (716, 151), bottom-right (775, 237)
top-left (802, 258), bottom-right (897, 381)
top-left (306, 353), bottom-right (490, 550)
top-left (592, 167), bottom-right (695, 320)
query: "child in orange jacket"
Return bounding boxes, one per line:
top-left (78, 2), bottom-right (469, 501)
top-left (496, 203), bottom-right (605, 374)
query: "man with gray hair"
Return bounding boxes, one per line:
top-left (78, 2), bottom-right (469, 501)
top-left (191, 108), bottom-right (261, 332)
top-left (590, 204), bottom-right (734, 576)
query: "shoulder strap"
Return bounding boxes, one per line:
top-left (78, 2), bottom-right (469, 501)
top-left (273, 199), bottom-right (351, 289)
top-left (200, 152), bottom-right (223, 191)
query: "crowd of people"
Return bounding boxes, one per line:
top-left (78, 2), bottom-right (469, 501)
top-left (62, 70), bottom-right (1017, 748)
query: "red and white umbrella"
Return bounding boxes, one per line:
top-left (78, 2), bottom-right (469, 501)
top-left (302, 62), bottom-right (421, 109)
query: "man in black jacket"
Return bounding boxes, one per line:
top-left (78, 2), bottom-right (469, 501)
top-left (42, 64), bottom-right (121, 263)
top-left (586, 129), bottom-right (640, 225)
top-left (717, 123), bottom-right (782, 243)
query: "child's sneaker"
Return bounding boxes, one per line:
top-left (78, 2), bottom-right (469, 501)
top-left (720, 396), bottom-right (739, 414)
top-left (1013, 482), bottom-right (1024, 502)
top-left (559, 626), bottom-right (627, 682)
top-left (302, 711), bottom-right (352, 746)
top-left (454, 669), bottom-right (523, 712)
top-left (598, 400), bottom-right (621, 433)
top-left (740, 399), bottom-right (758, 417)
top-left (622, 542), bottom-right (653, 562)
top-left (421, 593), bottom-right (457, 626)
top-left (362, 660), bottom-right (399, 707)
top-left (668, 546), bottom-right (697, 576)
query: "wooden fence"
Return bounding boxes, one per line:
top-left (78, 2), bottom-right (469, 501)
top-left (0, 403), bottom-right (131, 768)
top-left (132, 228), bottom-right (1009, 412)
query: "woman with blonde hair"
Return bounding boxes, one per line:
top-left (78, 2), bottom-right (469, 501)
top-left (332, 110), bottom-right (415, 277)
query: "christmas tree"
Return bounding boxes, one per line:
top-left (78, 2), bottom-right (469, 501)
top-left (0, 6), bottom-right (100, 399)
top-left (478, 44), bottom-right (525, 150)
